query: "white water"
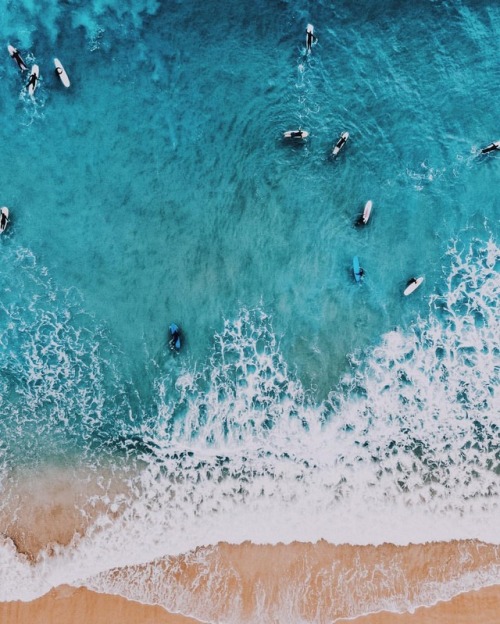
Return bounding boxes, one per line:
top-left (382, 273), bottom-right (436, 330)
top-left (0, 239), bottom-right (498, 610)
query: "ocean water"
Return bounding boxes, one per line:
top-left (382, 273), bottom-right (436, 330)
top-left (0, 0), bottom-right (499, 617)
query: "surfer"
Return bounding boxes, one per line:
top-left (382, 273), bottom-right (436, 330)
top-left (333, 132), bottom-right (349, 154)
top-left (169, 324), bottom-right (182, 351)
top-left (26, 70), bottom-right (38, 93)
top-left (0, 210), bottom-right (9, 233)
top-left (306, 25), bottom-right (317, 52)
top-left (9, 46), bottom-right (28, 71)
top-left (480, 141), bottom-right (500, 154)
top-left (332, 131), bottom-right (349, 156)
top-left (407, 277), bottom-right (417, 287)
top-left (283, 128), bottom-right (309, 140)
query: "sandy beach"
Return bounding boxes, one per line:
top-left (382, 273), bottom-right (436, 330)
top-left (1, 539), bottom-right (499, 623)
top-left (2, 461), bottom-right (499, 623)
top-left (1, 566), bottom-right (499, 624)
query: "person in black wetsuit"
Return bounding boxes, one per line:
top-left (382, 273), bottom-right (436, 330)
top-left (335, 135), bottom-right (347, 151)
top-left (1, 211), bottom-right (9, 232)
top-left (481, 141), bottom-right (500, 154)
top-left (10, 47), bottom-right (28, 71)
top-left (26, 71), bottom-right (38, 92)
top-left (306, 28), bottom-right (317, 51)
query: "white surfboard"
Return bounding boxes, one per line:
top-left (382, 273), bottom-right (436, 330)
top-left (332, 131), bottom-right (349, 155)
top-left (306, 24), bottom-right (314, 52)
top-left (363, 200), bottom-right (373, 224)
top-left (8, 44), bottom-right (28, 71)
top-left (0, 207), bottom-right (9, 233)
top-left (27, 64), bottom-right (39, 96)
top-left (283, 129), bottom-right (309, 139)
top-left (54, 58), bottom-right (70, 88)
top-left (404, 276), bottom-right (424, 296)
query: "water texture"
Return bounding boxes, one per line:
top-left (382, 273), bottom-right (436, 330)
top-left (0, 0), bottom-right (499, 611)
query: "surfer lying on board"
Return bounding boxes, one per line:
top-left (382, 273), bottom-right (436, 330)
top-left (169, 323), bottom-right (182, 352)
top-left (306, 27), bottom-right (317, 51)
top-left (26, 72), bottom-right (38, 91)
top-left (9, 47), bottom-right (28, 71)
top-left (480, 141), bottom-right (500, 154)
top-left (0, 211), bottom-right (9, 231)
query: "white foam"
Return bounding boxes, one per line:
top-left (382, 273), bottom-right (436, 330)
top-left (0, 239), bottom-right (499, 606)
top-left (83, 554), bottom-right (500, 624)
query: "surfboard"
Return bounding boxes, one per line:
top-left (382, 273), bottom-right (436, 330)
top-left (8, 45), bottom-right (27, 71)
top-left (0, 207), bottom-right (9, 233)
top-left (480, 141), bottom-right (500, 154)
top-left (353, 256), bottom-right (362, 283)
top-left (283, 129), bottom-right (309, 139)
top-left (332, 131), bottom-right (349, 156)
top-left (404, 277), bottom-right (424, 296)
top-left (27, 64), bottom-right (39, 96)
top-left (362, 200), bottom-right (373, 224)
top-left (54, 58), bottom-right (70, 88)
top-left (306, 24), bottom-right (314, 51)
top-left (169, 323), bottom-right (181, 351)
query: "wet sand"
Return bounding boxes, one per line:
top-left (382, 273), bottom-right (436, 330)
top-left (81, 540), bottom-right (500, 623)
top-left (344, 583), bottom-right (500, 624)
top-left (0, 585), bottom-right (203, 624)
top-left (1, 468), bottom-right (500, 623)
top-left (1, 579), bottom-right (499, 624)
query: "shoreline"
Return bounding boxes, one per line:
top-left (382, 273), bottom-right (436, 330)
top-left (1, 581), bottom-right (500, 624)
top-left (1, 466), bottom-right (499, 621)
top-left (80, 540), bottom-right (500, 623)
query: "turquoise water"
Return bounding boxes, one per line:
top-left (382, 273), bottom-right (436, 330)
top-left (0, 0), bottom-right (499, 610)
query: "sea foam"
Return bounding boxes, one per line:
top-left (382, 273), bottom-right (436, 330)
top-left (0, 239), bottom-right (498, 604)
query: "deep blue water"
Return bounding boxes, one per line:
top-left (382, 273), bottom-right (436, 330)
top-left (0, 0), bottom-right (499, 601)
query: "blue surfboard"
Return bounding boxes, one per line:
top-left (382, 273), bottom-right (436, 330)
top-left (353, 256), bottom-right (362, 282)
top-left (169, 323), bottom-right (181, 351)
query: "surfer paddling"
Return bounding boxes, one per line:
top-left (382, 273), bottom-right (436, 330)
top-left (8, 45), bottom-right (28, 71)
